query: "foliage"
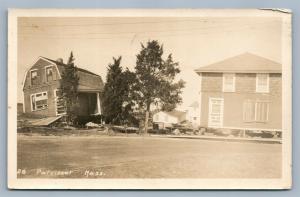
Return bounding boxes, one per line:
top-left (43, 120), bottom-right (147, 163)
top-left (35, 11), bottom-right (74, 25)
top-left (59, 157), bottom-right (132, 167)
top-left (132, 40), bottom-right (185, 134)
top-left (102, 56), bottom-right (138, 126)
top-left (60, 51), bottom-right (80, 124)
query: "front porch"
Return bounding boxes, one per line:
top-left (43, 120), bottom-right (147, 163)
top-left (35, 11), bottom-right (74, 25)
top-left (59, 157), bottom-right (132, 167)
top-left (77, 92), bottom-right (102, 116)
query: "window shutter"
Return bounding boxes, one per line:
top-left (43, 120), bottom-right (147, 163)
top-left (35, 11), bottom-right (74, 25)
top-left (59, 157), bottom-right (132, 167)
top-left (256, 102), bottom-right (269, 122)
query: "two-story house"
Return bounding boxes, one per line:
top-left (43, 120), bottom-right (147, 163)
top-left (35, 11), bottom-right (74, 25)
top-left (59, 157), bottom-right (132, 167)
top-left (22, 56), bottom-right (104, 117)
top-left (194, 52), bottom-right (282, 132)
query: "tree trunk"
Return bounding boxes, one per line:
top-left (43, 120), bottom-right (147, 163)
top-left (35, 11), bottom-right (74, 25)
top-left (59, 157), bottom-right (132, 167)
top-left (144, 111), bottom-right (149, 135)
top-left (144, 103), bottom-right (150, 135)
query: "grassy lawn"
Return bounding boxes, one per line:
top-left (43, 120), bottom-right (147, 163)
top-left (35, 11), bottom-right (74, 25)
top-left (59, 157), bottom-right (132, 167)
top-left (17, 135), bottom-right (282, 178)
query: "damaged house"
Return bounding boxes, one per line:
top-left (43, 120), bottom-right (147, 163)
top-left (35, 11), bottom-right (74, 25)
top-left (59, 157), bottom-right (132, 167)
top-left (22, 56), bottom-right (104, 118)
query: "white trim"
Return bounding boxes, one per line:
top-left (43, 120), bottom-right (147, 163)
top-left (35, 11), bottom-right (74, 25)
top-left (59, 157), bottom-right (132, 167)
top-left (222, 73), bottom-right (235, 92)
top-left (53, 89), bottom-right (58, 116)
top-left (208, 97), bottom-right (224, 128)
top-left (45, 65), bottom-right (54, 82)
top-left (96, 92), bottom-right (101, 115)
top-left (29, 69), bottom-right (38, 86)
top-left (256, 73), bottom-right (269, 93)
top-left (29, 93), bottom-right (33, 112)
top-left (30, 91), bottom-right (48, 112)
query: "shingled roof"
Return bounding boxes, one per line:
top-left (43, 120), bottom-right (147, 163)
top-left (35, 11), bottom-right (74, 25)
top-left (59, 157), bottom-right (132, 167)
top-left (195, 53), bottom-right (282, 74)
top-left (42, 57), bottom-right (104, 92)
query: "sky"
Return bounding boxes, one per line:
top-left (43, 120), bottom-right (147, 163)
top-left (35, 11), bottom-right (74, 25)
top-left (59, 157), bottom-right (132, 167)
top-left (17, 16), bottom-right (282, 109)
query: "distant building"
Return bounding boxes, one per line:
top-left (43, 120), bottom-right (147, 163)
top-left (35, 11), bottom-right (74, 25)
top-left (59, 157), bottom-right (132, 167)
top-left (22, 56), bottom-right (104, 117)
top-left (186, 101), bottom-right (201, 127)
top-left (195, 52), bottom-right (282, 131)
top-left (153, 110), bottom-right (186, 129)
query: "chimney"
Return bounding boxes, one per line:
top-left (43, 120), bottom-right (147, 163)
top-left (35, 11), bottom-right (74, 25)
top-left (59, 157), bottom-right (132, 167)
top-left (56, 58), bottom-right (63, 63)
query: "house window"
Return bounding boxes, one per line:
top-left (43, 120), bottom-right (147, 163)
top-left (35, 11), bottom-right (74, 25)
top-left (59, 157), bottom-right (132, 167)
top-left (46, 66), bottom-right (53, 82)
top-left (30, 70), bottom-right (38, 85)
top-left (222, 73), bottom-right (235, 92)
top-left (243, 100), bottom-right (269, 122)
top-left (31, 91), bottom-right (48, 111)
top-left (256, 74), bottom-right (269, 93)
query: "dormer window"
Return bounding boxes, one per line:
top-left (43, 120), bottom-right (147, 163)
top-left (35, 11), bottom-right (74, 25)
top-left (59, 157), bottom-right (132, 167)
top-left (30, 70), bottom-right (38, 85)
top-left (45, 66), bottom-right (53, 82)
top-left (222, 73), bottom-right (235, 92)
top-left (256, 74), bottom-right (269, 93)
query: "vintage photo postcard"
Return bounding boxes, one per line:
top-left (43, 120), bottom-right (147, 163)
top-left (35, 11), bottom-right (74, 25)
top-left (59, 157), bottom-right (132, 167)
top-left (7, 9), bottom-right (292, 189)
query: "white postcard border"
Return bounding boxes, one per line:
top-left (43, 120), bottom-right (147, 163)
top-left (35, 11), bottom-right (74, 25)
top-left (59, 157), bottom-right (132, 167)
top-left (7, 9), bottom-right (292, 189)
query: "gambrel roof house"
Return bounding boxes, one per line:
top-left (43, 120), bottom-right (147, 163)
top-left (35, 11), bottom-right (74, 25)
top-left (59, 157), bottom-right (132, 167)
top-left (42, 57), bottom-right (104, 92)
top-left (195, 52), bottom-right (282, 132)
top-left (22, 56), bottom-right (104, 117)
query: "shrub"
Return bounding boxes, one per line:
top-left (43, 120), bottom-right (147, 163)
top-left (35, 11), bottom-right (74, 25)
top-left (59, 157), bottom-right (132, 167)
top-left (73, 115), bottom-right (104, 127)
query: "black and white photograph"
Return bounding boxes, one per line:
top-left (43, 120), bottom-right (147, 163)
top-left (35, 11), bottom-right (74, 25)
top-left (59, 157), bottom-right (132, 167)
top-left (7, 9), bottom-right (292, 189)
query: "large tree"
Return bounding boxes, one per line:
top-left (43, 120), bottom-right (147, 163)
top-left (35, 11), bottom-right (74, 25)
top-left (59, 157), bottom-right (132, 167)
top-left (60, 52), bottom-right (80, 124)
top-left (102, 56), bottom-right (137, 125)
top-left (133, 40), bottom-right (185, 134)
